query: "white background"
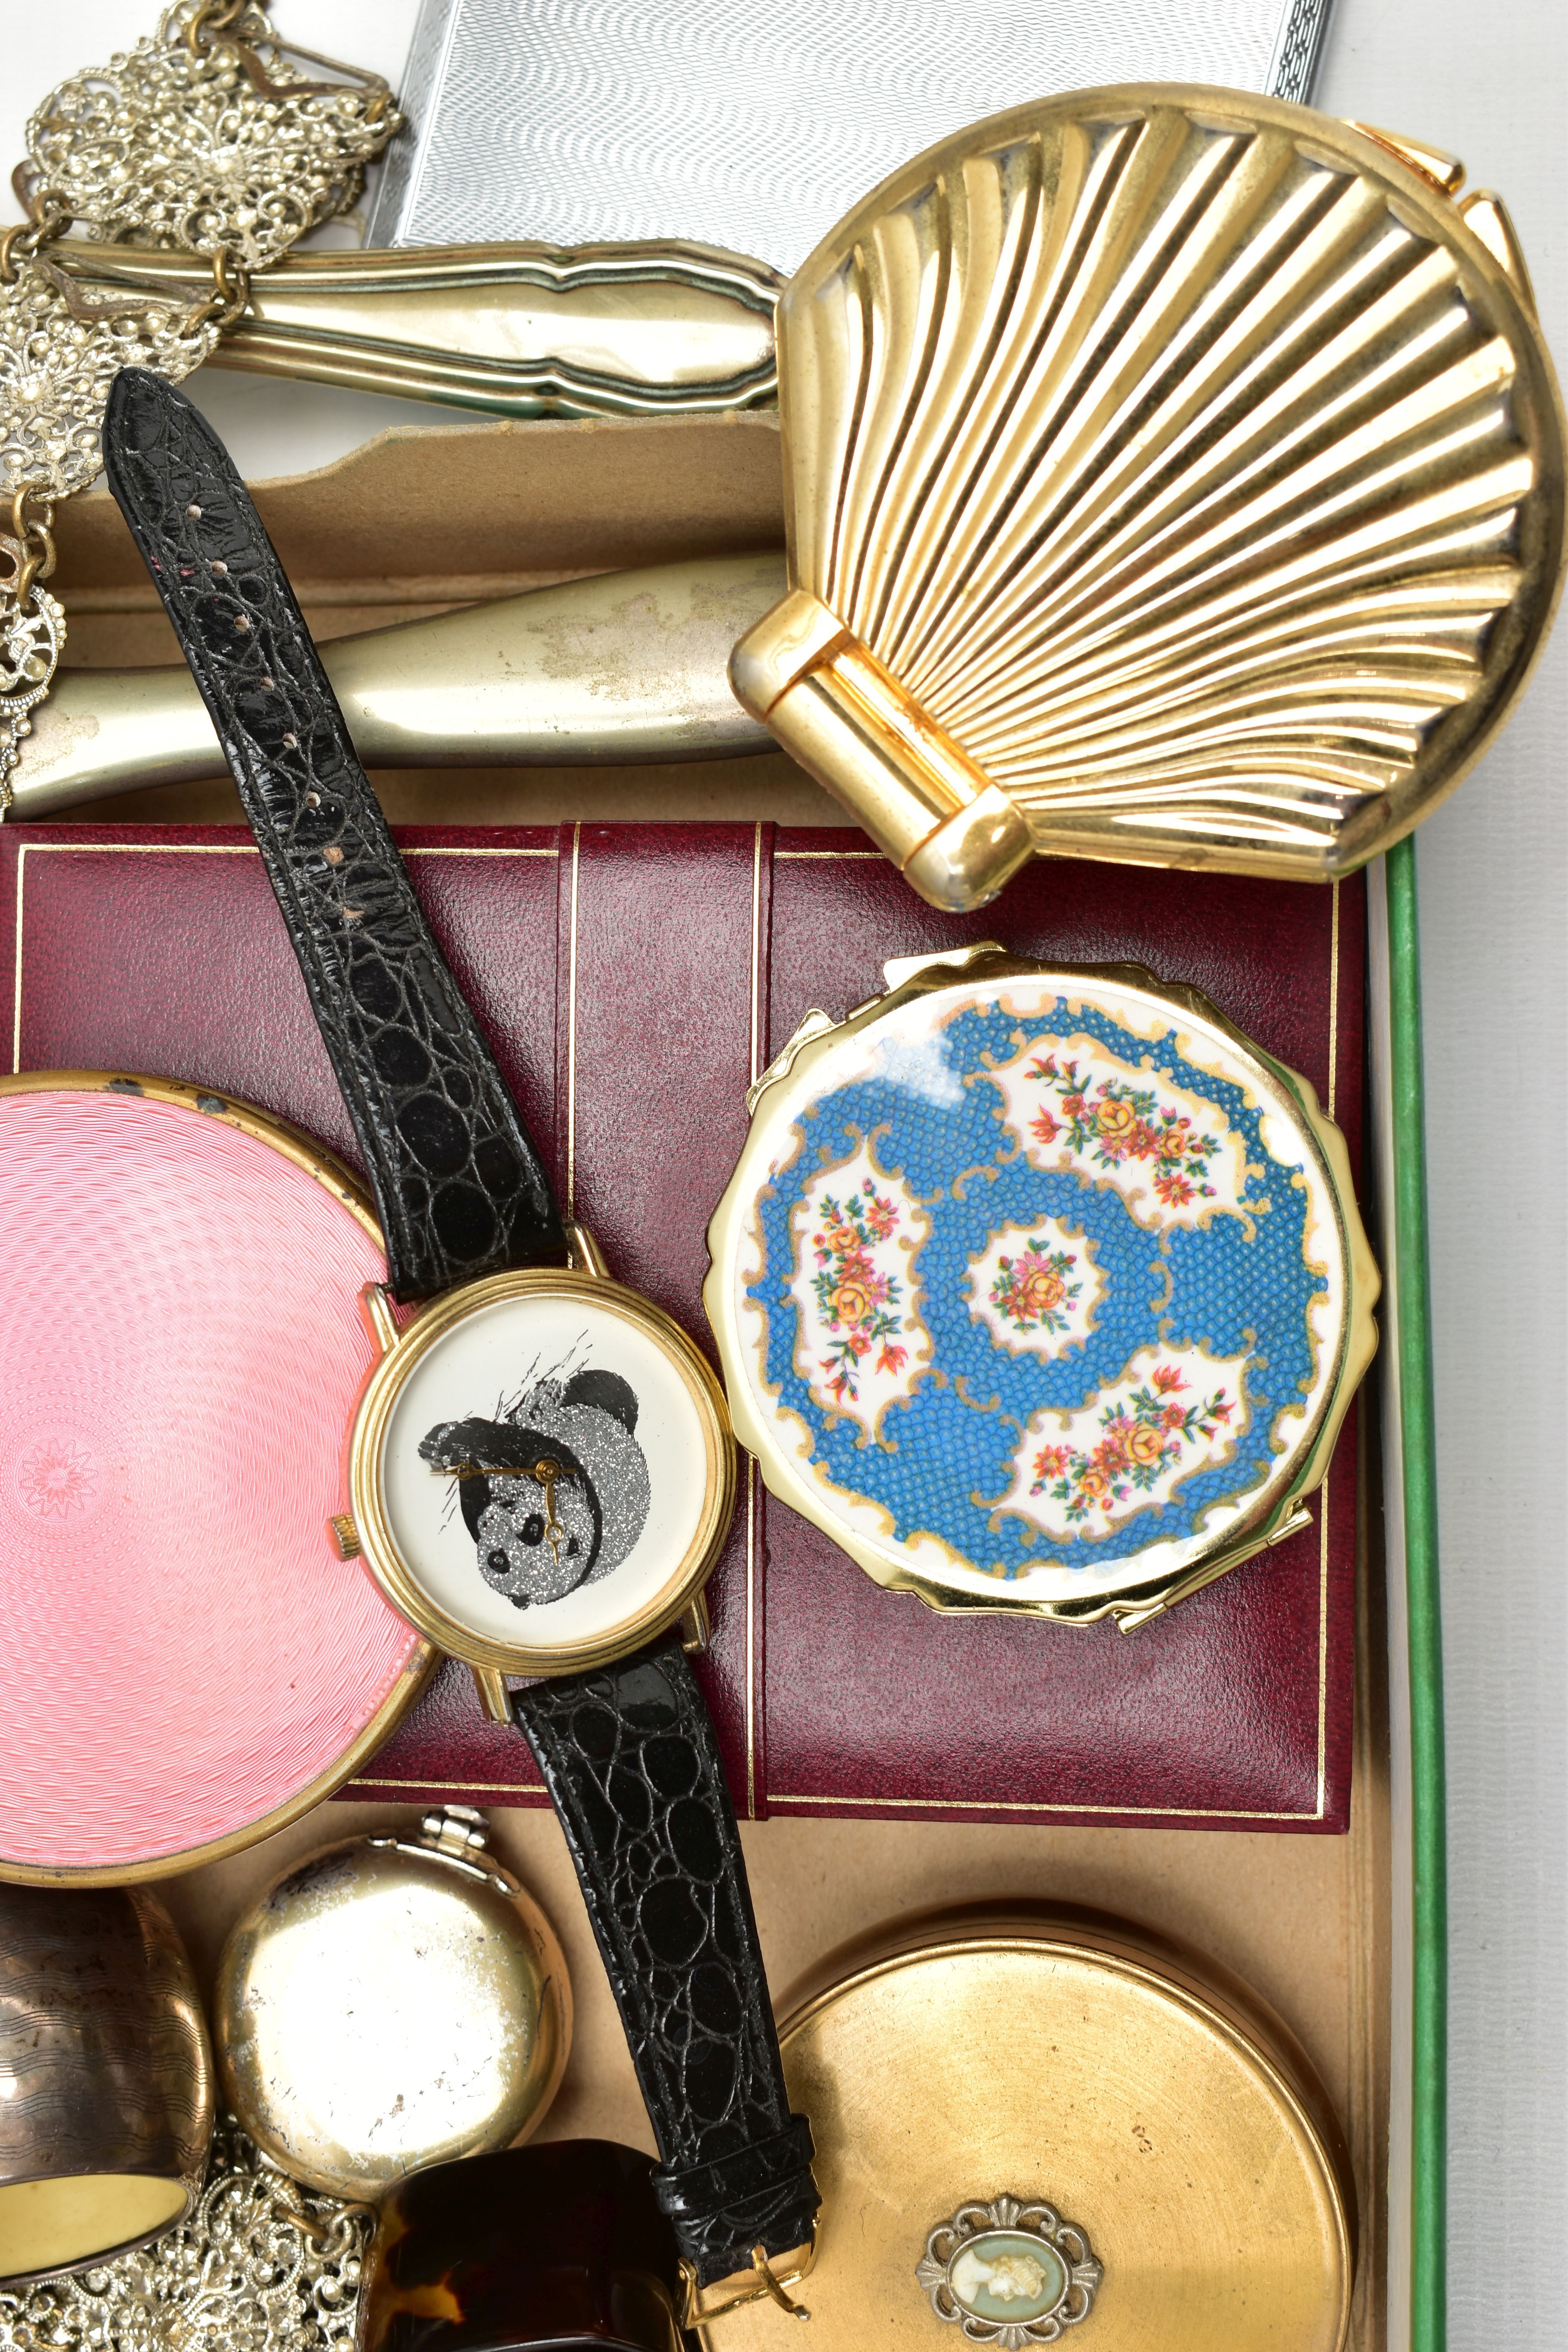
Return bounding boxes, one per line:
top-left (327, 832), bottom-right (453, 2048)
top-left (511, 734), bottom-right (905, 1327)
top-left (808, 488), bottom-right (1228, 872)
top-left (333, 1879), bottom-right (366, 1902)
top-left (5, 7), bottom-right (1564, 2340)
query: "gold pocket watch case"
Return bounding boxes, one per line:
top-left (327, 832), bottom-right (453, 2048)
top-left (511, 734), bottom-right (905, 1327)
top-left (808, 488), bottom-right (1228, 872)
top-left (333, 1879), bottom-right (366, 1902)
top-left (214, 1806), bottom-right (570, 2201)
top-left (706, 945), bottom-right (1377, 1628)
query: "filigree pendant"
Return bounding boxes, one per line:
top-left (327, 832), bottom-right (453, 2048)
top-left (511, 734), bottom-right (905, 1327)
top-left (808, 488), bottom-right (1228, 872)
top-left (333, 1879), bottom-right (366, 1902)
top-left (0, 259), bottom-right (219, 502)
top-left (0, 1), bottom-right (400, 815)
top-left (0, 2118), bottom-right (369, 2348)
top-left (0, 543), bottom-right (65, 811)
top-left (25, 1), bottom-right (397, 272)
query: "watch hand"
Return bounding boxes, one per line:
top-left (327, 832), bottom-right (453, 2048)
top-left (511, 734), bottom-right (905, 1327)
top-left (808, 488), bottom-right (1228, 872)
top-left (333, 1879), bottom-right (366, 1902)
top-left (530, 1459), bottom-right (564, 1567)
top-left (437, 1455), bottom-right (569, 1565)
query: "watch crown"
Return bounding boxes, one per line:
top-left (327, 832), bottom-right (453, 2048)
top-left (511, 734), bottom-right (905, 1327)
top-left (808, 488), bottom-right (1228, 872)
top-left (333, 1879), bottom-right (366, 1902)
top-left (327, 1512), bottom-right (361, 1558)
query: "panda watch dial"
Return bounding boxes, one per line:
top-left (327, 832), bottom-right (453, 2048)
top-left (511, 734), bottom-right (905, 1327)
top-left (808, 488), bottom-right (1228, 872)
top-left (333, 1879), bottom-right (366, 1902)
top-left (350, 1271), bottom-right (733, 1671)
top-left (421, 1362), bottom-right (653, 1609)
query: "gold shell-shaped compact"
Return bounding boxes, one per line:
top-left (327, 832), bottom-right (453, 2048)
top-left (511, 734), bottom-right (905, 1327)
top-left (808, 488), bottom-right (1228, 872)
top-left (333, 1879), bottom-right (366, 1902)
top-left (213, 1806), bottom-right (570, 2201)
top-left (705, 946), bottom-right (1377, 1628)
top-left (730, 86), bottom-right (1566, 909)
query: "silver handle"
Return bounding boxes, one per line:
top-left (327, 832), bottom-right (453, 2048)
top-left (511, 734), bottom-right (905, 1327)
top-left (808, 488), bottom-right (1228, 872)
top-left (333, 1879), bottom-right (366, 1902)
top-left (16, 552), bottom-right (782, 817)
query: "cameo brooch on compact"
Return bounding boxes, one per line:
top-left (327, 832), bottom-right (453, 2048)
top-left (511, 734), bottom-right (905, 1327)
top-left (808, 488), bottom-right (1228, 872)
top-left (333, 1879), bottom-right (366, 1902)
top-left (917, 2197), bottom-right (1102, 2343)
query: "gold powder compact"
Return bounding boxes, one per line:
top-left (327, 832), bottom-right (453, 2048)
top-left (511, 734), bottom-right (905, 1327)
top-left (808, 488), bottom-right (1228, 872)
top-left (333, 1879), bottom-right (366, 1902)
top-left (731, 84), bottom-right (1564, 908)
top-left (701, 1904), bottom-right (1354, 2351)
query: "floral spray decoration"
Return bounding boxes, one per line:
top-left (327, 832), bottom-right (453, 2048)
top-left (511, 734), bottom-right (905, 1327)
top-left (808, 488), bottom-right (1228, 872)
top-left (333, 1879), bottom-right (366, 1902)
top-left (808, 1183), bottom-right (911, 1402)
top-left (1028, 1053), bottom-right (1220, 1210)
top-left (988, 1239), bottom-right (1083, 1335)
top-left (1031, 1364), bottom-right (1235, 1524)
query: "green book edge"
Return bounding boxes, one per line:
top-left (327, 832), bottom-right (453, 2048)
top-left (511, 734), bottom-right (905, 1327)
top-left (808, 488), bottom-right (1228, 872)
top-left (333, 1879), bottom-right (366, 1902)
top-left (1385, 835), bottom-right (1446, 2351)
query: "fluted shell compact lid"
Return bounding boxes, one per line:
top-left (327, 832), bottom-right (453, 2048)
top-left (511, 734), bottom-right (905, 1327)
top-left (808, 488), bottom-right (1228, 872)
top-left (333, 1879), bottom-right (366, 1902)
top-left (704, 946), bottom-right (1376, 1627)
top-left (730, 85), bottom-right (1565, 911)
top-left (699, 1906), bottom-right (1354, 2352)
top-left (213, 1808), bottom-right (570, 2202)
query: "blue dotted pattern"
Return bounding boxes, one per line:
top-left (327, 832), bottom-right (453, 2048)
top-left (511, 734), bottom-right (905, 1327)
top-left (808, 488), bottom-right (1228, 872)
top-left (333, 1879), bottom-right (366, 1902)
top-left (751, 995), bottom-right (1327, 1578)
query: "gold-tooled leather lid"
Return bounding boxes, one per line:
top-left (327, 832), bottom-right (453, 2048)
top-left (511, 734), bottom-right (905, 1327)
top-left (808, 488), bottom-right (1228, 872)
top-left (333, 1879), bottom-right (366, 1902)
top-left (213, 1808), bottom-right (571, 2201)
top-left (700, 1902), bottom-right (1353, 2351)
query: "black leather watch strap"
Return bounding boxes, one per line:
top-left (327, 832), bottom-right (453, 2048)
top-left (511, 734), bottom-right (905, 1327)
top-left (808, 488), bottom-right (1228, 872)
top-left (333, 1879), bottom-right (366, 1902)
top-left (103, 367), bottom-right (564, 1300)
top-left (514, 1641), bottom-right (820, 2285)
top-left (105, 367), bottom-right (815, 2293)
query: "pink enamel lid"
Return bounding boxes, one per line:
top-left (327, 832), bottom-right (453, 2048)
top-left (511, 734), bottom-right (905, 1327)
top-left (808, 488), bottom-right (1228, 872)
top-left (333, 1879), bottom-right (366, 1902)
top-left (0, 1079), bottom-right (430, 1883)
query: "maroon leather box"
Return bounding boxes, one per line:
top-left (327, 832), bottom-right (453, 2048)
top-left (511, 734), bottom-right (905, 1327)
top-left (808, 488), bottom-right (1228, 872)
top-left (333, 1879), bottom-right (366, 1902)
top-left (0, 822), bottom-right (1364, 1832)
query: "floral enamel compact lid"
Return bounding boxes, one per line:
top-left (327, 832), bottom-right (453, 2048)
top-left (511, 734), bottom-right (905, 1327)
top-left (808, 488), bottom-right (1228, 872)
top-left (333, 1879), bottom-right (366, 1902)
top-left (705, 946), bottom-right (1378, 1627)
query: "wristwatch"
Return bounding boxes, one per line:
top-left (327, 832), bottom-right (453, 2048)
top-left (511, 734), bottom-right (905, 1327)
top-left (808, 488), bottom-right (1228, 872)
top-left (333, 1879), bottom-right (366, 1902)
top-left (706, 944), bottom-right (1378, 1628)
top-left (104, 367), bottom-right (818, 2327)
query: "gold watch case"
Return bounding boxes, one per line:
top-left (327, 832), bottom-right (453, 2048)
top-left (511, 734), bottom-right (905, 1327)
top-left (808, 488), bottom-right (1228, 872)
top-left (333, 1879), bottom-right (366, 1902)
top-left (344, 1249), bottom-right (736, 1682)
top-left (704, 945), bottom-right (1377, 1629)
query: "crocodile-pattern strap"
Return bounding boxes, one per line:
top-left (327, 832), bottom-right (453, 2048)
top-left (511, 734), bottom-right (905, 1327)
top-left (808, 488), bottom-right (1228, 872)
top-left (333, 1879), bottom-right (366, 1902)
top-left (105, 367), bottom-right (808, 2290)
top-left (514, 1640), bottom-right (820, 2285)
top-left (103, 367), bottom-right (564, 1300)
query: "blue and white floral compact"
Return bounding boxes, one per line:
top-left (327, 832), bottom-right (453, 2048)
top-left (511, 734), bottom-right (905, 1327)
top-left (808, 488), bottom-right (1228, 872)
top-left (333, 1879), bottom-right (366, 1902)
top-left (705, 946), bottom-right (1378, 1627)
